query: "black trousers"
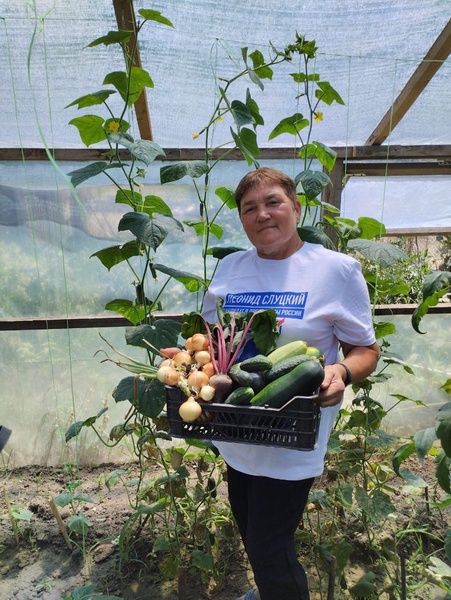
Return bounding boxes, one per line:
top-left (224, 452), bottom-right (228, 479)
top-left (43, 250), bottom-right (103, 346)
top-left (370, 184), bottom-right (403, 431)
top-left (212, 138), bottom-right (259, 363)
top-left (227, 464), bottom-right (314, 600)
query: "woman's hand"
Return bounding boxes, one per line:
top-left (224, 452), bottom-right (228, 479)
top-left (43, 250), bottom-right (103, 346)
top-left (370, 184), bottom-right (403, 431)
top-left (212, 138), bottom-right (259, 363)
top-left (317, 342), bottom-right (380, 408)
top-left (317, 364), bottom-right (347, 407)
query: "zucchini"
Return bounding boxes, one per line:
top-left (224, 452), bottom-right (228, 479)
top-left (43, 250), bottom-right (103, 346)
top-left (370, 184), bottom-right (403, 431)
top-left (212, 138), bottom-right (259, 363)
top-left (239, 354), bottom-right (273, 373)
top-left (228, 364), bottom-right (266, 392)
top-left (265, 340), bottom-right (308, 366)
top-left (224, 386), bottom-right (255, 405)
top-left (265, 354), bottom-right (312, 382)
top-left (305, 346), bottom-right (325, 362)
top-left (250, 359), bottom-right (324, 408)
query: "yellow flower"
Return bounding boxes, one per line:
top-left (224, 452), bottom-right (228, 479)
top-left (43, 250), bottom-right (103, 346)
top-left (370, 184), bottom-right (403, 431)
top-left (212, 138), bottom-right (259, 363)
top-left (215, 116), bottom-right (224, 123)
top-left (192, 133), bottom-right (199, 140)
top-left (109, 120), bottom-right (120, 133)
top-left (314, 112), bottom-right (323, 123)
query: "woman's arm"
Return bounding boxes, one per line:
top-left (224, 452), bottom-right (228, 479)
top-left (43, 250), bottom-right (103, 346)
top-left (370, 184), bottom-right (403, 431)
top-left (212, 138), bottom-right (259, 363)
top-left (317, 341), bottom-right (380, 408)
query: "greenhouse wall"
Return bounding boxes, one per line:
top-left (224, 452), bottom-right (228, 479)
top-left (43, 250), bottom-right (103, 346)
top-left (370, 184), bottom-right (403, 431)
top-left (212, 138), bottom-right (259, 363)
top-left (0, 314), bottom-right (448, 468)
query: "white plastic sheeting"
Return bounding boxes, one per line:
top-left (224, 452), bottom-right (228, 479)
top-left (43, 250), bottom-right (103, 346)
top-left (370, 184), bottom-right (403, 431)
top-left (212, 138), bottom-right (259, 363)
top-left (0, 0), bottom-right (450, 148)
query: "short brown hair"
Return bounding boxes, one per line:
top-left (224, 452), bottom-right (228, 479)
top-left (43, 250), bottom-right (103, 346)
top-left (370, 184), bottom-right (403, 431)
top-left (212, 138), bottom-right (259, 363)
top-left (234, 167), bottom-right (298, 213)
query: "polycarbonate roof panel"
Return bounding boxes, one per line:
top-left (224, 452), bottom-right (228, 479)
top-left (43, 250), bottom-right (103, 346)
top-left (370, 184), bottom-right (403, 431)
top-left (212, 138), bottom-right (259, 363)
top-left (0, 0), bottom-right (449, 149)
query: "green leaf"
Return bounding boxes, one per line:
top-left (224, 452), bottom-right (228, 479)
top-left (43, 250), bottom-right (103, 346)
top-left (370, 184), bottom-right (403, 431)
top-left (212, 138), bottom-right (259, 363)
top-left (412, 271), bottom-right (451, 334)
top-left (392, 441), bottom-right (415, 476)
top-left (65, 90), bottom-right (116, 109)
top-left (125, 320), bottom-right (182, 353)
top-left (137, 499), bottom-right (168, 515)
top-left (65, 407), bottom-right (109, 442)
top-left (192, 548), bottom-right (214, 570)
top-left (141, 195), bottom-right (173, 217)
top-left (67, 513), bottom-right (92, 536)
top-left (442, 379), bottom-right (451, 395)
top-left (445, 529), bottom-right (451, 562)
top-left (13, 509), bottom-right (34, 522)
top-left (436, 402), bottom-right (451, 457)
top-left (355, 487), bottom-right (395, 523)
top-left (215, 186), bottom-right (237, 209)
top-left (230, 100), bottom-right (255, 128)
top-left (428, 556), bottom-right (451, 579)
top-left (69, 115), bottom-right (107, 147)
top-left (245, 88), bottom-right (264, 127)
top-left (153, 263), bottom-right (207, 293)
top-left (87, 30), bottom-right (131, 47)
top-left (138, 9), bottom-right (174, 27)
top-left (91, 241), bottom-right (141, 271)
top-left (108, 133), bottom-right (165, 165)
top-left (268, 113), bottom-right (309, 140)
top-left (349, 571), bottom-right (377, 598)
top-left (298, 141), bottom-right (337, 172)
top-left (160, 161), bottom-right (209, 183)
top-left (335, 483), bottom-right (353, 508)
top-left (357, 217), bottom-right (386, 239)
top-left (113, 377), bottom-right (166, 418)
top-left (348, 239), bottom-right (409, 267)
top-left (104, 67), bottom-right (154, 107)
top-left (249, 309), bottom-right (279, 355)
top-left (118, 212), bottom-right (184, 250)
top-left (290, 72), bottom-right (320, 83)
top-left (374, 321), bottom-right (396, 339)
top-left (105, 299), bottom-right (146, 325)
top-left (296, 169), bottom-right (331, 200)
top-left (185, 220), bottom-right (224, 239)
top-left (414, 427), bottom-right (437, 461)
top-left (423, 270), bottom-right (451, 299)
top-left (67, 161), bottom-right (124, 186)
top-left (249, 49), bottom-right (273, 80)
top-left (231, 127), bottom-right (260, 167)
top-left (207, 246), bottom-right (246, 259)
top-left (298, 225), bottom-right (336, 250)
top-left (436, 454), bottom-right (450, 494)
top-left (315, 81), bottom-right (345, 106)
top-left (115, 190), bottom-right (143, 208)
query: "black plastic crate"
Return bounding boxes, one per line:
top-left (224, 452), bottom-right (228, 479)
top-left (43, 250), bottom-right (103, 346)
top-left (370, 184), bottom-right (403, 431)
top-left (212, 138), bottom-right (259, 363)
top-left (166, 386), bottom-right (321, 451)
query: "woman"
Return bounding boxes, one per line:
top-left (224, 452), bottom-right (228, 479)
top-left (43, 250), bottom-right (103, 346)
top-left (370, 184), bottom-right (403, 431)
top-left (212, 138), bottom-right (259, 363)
top-left (202, 168), bottom-right (379, 600)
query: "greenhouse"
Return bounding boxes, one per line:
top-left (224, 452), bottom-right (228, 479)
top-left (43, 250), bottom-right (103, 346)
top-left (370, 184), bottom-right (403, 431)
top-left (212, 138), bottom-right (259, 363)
top-left (0, 1), bottom-right (450, 599)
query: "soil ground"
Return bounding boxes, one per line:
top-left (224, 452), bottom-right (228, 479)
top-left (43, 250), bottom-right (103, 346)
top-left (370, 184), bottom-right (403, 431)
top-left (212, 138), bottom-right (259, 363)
top-left (0, 456), bottom-right (450, 600)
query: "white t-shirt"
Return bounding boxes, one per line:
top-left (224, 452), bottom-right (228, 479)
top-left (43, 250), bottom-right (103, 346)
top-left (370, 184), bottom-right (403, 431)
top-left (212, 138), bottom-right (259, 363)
top-left (202, 242), bottom-right (376, 480)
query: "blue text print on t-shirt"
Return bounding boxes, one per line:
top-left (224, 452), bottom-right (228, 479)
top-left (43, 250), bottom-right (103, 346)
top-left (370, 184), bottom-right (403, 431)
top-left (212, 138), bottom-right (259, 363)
top-left (223, 291), bottom-right (308, 320)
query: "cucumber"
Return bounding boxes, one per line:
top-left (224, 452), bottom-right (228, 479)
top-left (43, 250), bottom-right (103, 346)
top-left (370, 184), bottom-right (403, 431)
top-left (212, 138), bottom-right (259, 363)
top-left (266, 340), bottom-right (308, 366)
top-left (224, 386), bottom-right (255, 405)
top-left (305, 346), bottom-right (325, 362)
top-left (228, 364), bottom-right (266, 392)
top-left (265, 354), bottom-right (312, 382)
top-left (239, 354), bottom-right (273, 373)
top-left (250, 359), bottom-right (324, 408)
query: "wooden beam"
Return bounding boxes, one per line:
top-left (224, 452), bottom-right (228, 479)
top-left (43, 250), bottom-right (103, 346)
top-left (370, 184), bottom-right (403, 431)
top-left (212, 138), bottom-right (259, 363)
top-left (366, 19), bottom-right (451, 146)
top-left (112, 0), bottom-right (153, 140)
top-left (345, 162), bottom-right (451, 176)
top-left (1, 305), bottom-right (450, 331)
top-left (1, 144), bottom-right (450, 162)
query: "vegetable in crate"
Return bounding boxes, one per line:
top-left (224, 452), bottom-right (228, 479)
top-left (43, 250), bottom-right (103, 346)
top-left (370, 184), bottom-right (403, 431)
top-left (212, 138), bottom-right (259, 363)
top-left (180, 303), bottom-right (279, 403)
top-left (250, 359), bottom-right (325, 408)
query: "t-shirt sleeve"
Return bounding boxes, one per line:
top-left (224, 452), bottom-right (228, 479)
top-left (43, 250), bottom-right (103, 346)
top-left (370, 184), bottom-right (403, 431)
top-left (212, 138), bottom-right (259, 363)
top-left (333, 259), bottom-right (376, 346)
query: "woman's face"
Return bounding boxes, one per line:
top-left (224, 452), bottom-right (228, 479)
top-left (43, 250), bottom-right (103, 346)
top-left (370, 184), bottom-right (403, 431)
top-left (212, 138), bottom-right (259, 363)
top-left (239, 184), bottom-right (302, 259)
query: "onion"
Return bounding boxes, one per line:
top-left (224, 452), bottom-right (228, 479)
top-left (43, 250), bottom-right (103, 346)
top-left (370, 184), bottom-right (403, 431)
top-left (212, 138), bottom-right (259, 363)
top-left (191, 333), bottom-right (209, 351)
top-left (201, 362), bottom-right (215, 378)
top-left (199, 385), bottom-right (216, 401)
top-left (157, 366), bottom-right (181, 386)
top-left (187, 369), bottom-right (209, 390)
top-left (173, 351), bottom-right (193, 368)
top-left (194, 350), bottom-right (211, 366)
top-left (179, 397), bottom-right (202, 422)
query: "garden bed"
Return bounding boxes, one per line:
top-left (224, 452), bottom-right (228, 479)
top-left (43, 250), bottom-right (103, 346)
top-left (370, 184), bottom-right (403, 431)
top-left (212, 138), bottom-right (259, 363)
top-left (0, 455), bottom-right (449, 600)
